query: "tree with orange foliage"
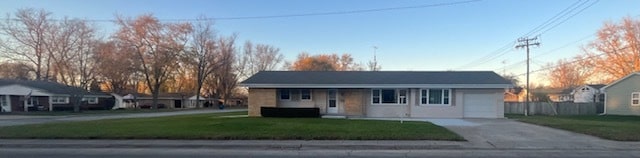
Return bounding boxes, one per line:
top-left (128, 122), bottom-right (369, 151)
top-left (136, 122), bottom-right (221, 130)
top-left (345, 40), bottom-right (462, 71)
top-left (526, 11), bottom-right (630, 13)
top-left (287, 53), bottom-right (362, 71)
top-left (583, 17), bottom-right (640, 83)
top-left (545, 58), bottom-right (593, 89)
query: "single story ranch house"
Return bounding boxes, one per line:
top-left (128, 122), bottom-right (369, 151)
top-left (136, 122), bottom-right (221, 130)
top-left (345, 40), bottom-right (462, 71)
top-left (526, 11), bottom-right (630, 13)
top-left (241, 71), bottom-right (512, 118)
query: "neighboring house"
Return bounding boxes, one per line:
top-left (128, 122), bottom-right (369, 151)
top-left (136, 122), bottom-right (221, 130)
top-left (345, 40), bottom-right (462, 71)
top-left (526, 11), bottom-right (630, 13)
top-left (240, 71), bottom-right (512, 118)
top-left (601, 73), bottom-right (640, 116)
top-left (0, 79), bottom-right (112, 112)
top-left (217, 97), bottom-right (247, 107)
top-left (571, 84), bottom-right (606, 103)
top-left (112, 92), bottom-right (196, 109)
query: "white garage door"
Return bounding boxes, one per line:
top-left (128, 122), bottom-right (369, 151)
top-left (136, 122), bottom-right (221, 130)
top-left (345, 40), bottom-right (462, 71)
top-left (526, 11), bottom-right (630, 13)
top-left (463, 93), bottom-right (497, 118)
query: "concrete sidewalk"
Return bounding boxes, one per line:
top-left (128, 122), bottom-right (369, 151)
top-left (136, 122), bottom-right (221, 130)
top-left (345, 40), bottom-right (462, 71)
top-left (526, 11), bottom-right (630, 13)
top-left (0, 139), bottom-right (465, 150)
top-left (1, 139), bottom-right (639, 150)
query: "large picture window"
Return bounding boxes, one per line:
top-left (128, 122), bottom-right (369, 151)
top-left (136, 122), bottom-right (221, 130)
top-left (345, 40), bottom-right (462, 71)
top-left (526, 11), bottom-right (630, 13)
top-left (421, 89), bottom-right (451, 105)
top-left (371, 89), bottom-right (408, 104)
top-left (279, 89), bottom-right (291, 100)
top-left (632, 92), bottom-right (640, 106)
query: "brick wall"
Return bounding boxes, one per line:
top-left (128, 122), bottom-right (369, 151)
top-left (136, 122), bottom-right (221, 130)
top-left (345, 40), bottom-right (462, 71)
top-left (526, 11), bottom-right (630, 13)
top-left (342, 89), bottom-right (365, 116)
top-left (248, 88), bottom-right (277, 116)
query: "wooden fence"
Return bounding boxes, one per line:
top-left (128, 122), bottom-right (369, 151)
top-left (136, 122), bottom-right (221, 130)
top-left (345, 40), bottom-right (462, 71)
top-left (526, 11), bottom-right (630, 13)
top-left (504, 102), bottom-right (604, 115)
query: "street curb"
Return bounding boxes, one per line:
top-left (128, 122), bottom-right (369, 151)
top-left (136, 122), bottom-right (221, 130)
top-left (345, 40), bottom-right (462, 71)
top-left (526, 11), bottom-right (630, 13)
top-left (0, 143), bottom-right (463, 150)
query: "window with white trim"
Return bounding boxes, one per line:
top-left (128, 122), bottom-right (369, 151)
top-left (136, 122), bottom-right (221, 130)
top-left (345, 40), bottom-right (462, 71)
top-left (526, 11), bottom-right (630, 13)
top-left (82, 97), bottom-right (98, 104)
top-left (0, 95), bottom-right (8, 108)
top-left (279, 89), bottom-right (291, 100)
top-left (371, 89), bottom-right (408, 104)
top-left (300, 89), bottom-right (312, 100)
top-left (632, 92), bottom-right (640, 106)
top-left (421, 89), bottom-right (451, 105)
top-left (398, 89), bottom-right (407, 104)
top-left (51, 96), bottom-right (69, 104)
top-left (372, 89), bottom-right (380, 103)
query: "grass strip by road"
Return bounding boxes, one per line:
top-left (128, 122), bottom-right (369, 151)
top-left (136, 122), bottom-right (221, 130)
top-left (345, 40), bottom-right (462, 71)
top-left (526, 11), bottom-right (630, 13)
top-left (507, 114), bottom-right (640, 141)
top-left (0, 111), bottom-right (463, 140)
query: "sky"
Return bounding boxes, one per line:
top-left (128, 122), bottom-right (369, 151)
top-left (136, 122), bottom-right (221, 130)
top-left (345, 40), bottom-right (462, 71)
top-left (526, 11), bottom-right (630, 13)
top-left (1, 0), bottom-right (639, 85)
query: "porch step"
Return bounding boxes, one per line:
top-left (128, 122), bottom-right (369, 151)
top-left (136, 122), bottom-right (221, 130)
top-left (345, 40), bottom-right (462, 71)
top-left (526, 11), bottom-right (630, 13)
top-left (321, 115), bottom-right (347, 119)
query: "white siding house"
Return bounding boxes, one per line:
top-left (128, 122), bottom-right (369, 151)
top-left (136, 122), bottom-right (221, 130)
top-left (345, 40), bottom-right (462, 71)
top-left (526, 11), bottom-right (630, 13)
top-left (571, 84), bottom-right (606, 103)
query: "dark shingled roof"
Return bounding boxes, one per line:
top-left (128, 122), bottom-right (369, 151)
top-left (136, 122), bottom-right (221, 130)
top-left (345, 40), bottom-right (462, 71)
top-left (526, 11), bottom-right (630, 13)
top-left (241, 71), bottom-right (512, 85)
top-left (0, 79), bottom-right (109, 96)
top-left (587, 84), bottom-right (606, 90)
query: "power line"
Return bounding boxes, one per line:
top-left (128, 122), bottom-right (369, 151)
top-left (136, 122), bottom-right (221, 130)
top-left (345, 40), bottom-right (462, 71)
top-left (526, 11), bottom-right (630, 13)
top-left (496, 33), bottom-right (594, 72)
top-left (454, 0), bottom-right (596, 70)
top-left (453, 41), bottom-right (514, 70)
top-left (521, 0), bottom-right (584, 37)
top-left (512, 45), bottom-right (630, 77)
top-left (538, 0), bottom-right (600, 35)
top-left (1, 0), bottom-right (482, 22)
top-left (499, 14), bottom-right (640, 73)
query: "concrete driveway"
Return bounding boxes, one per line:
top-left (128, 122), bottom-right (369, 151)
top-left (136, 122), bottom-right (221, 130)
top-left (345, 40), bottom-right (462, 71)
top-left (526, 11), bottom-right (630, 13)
top-left (439, 118), bottom-right (640, 150)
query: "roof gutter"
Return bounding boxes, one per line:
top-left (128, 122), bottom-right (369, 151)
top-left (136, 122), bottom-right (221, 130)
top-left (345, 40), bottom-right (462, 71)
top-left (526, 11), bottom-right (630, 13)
top-left (241, 84), bottom-right (513, 89)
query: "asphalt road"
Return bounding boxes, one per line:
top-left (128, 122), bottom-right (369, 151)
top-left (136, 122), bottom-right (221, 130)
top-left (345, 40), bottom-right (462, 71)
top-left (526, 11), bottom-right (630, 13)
top-left (2, 148), bottom-right (640, 158)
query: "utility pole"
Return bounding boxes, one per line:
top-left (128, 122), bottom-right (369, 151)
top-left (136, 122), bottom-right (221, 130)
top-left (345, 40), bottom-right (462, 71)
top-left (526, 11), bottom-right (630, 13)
top-left (516, 37), bottom-right (540, 116)
top-left (369, 46), bottom-right (380, 71)
top-left (373, 46), bottom-right (378, 68)
top-left (501, 60), bottom-right (507, 76)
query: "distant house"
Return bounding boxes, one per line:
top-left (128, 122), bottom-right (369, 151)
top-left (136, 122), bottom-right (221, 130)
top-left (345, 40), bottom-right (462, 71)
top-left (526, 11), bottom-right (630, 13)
top-left (112, 92), bottom-right (202, 109)
top-left (601, 73), bottom-right (640, 115)
top-left (0, 79), bottom-right (113, 112)
top-left (571, 84), bottom-right (606, 103)
top-left (531, 88), bottom-right (573, 102)
top-left (241, 71), bottom-right (512, 118)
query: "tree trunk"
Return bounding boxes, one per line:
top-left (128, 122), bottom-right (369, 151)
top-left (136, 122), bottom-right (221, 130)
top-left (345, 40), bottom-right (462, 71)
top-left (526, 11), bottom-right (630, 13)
top-left (152, 86), bottom-right (159, 109)
top-left (196, 84), bottom-right (202, 108)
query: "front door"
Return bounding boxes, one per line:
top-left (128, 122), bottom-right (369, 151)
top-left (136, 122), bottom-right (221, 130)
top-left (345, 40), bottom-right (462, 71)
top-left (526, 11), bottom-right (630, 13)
top-left (327, 89), bottom-right (338, 114)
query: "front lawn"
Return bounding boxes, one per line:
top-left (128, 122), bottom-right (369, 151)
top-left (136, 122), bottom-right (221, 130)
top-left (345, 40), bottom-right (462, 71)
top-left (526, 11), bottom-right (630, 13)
top-left (507, 114), bottom-right (640, 141)
top-left (0, 111), bottom-right (462, 140)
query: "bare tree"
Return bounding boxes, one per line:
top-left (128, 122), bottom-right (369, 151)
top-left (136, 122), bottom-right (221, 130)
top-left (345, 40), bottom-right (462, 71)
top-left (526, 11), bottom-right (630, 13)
top-left (237, 41), bottom-right (283, 80)
top-left (94, 41), bottom-right (138, 94)
top-left (114, 14), bottom-right (192, 109)
top-left (212, 35), bottom-right (237, 106)
top-left (583, 17), bottom-right (640, 83)
top-left (0, 61), bottom-right (33, 80)
top-left (185, 17), bottom-right (219, 108)
top-left (0, 8), bottom-right (53, 80)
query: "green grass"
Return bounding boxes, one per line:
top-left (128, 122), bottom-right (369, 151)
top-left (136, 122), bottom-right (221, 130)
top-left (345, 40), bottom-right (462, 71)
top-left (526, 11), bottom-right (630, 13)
top-left (507, 114), bottom-right (640, 141)
top-left (0, 111), bottom-right (462, 140)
